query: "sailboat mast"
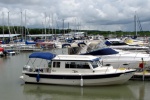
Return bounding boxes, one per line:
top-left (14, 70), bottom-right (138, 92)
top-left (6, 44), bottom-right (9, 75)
top-left (8, 11), bottom-right (11, 40)
top-left (44, 12), bottom-right (47, 40)
top-left (52, 13), bottom-right (54, 35)
top-left (2, 12), bottom-right (4, 41)
top-left (20, 11), bottom-right (23, 40)
top-left (63, 19), bottom-right (65, 35)
top-left (134, 13), bottom-right (137, 36)
top-left (25, 10), bottom-right (26, 41)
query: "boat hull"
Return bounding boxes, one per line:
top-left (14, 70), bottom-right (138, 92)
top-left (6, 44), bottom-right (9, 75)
top-left (100, 54), bottom-right (150, 69)
top-left (20, 71), bottom-right (135, 86)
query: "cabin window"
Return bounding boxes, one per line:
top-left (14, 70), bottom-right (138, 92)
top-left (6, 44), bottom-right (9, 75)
top-left (53, 62), bottom-right (60, 68)
top-left (48, 62), bottom-right (51, 68)
top-left (70, 62), bottom-right (76, 68)
top-left (81, 62), bottom-right (90, 69)
top-left (65, 62), bottom-right (90, 69)
top-left (65, 62), bottom-right (76, 68)
top-left (91, 61), bottom-right (99, 68)
top-left (65, 62), bottom-right (70, 68)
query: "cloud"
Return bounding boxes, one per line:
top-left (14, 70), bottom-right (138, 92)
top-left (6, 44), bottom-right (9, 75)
top-left (0, 0), bottom-right (150, 31)
top-left (0, 0), bottom-right (41, 5)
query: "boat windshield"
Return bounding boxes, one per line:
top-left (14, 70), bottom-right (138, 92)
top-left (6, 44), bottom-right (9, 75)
top-left (91, 61), bottom-right (100, 69)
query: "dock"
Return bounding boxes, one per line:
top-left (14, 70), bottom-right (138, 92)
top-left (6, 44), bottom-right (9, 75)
top-left (131, 71), bottom-right (150, 81)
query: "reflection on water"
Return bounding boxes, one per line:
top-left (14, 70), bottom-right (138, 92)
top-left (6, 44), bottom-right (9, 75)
top-left (23, 84), bottom-right (136, 100)
top-left (139, 84), bottom-right (145, 100)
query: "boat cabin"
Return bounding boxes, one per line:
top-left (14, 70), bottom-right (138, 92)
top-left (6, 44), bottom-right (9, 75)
top-left (50, 55), bottom-right (102, 73)
top-left (23, 52), bottom-right (104, 74)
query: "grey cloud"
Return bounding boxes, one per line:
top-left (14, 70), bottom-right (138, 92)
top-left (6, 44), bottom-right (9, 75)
top-left (0, 0), bottom-right (41, 5)
top-left (0, 0), bottom-right (150, 31)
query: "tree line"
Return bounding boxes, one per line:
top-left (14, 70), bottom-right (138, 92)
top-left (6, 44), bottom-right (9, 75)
top-left (0, 26), bottom-right (150, 38)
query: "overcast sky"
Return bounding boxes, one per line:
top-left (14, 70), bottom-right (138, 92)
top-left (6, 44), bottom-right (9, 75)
top-left (0, 0), bottom-right (150, 31)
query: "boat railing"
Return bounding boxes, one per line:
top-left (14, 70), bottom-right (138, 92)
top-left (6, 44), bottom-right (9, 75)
top-left (104, 64), bottom-right (111, 73)
top-left (34, 67), bottom-right (51, 73)
top-left (23, 66), bottom-right (51, 73)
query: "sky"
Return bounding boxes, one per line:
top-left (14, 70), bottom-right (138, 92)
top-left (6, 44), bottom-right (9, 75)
top-left (0, 0), bottom-right (150, 31)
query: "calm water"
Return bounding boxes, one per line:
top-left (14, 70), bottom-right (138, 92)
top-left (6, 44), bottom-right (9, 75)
top-left (0, 51), bottom-right (150, 100)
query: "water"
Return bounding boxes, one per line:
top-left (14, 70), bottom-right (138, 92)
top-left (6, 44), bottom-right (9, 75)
top-left (0, 51), bottom-right (150, 100)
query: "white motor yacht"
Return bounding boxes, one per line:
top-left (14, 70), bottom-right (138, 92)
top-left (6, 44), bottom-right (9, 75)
top-left (20, 52), bottom-right (135, 86)
top-left (105, 38), bottom-right (149, 53)
top-left (73, 41), bottom-right (150, 70)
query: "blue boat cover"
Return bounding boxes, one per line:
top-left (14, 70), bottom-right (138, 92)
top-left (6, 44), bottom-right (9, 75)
top-left (66, 38), bottom-right (73, 43)
top-left (25, 41), bottom-right (36, 45)
top-left (81, 48), bottom-right (119, 55)
top-left (91, 57), bottom-right (100, 61)
top-left (29, 52), bottom-right (56, 60)
top-left (4, 50), bottom-right (14, 52)
top-left (105, 41), bottom-right (112, 46)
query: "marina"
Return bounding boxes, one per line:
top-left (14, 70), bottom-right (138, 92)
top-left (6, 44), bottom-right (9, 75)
top-left (1, 0), bottom-right (150, 100)
top-left (0, 51), bottom-right (150, 100)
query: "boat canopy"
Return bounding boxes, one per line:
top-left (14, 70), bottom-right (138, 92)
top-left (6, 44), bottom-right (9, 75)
top-left (105, 39), bottom-right (127, 46)
top-left (91, 57), bottom-right (100, 62)
top-left (29, 52), bottom-right (56, 60)
top-left (25, 41), bottom-right (37, 45)
top-left (105, 41), bottom-right (112, 46)
top-left (81, 48), bottom-right (119, 55)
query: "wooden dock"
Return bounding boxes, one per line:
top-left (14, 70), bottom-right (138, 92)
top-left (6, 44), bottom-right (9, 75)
top-left (131, 71), bottom-right (150, 81)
